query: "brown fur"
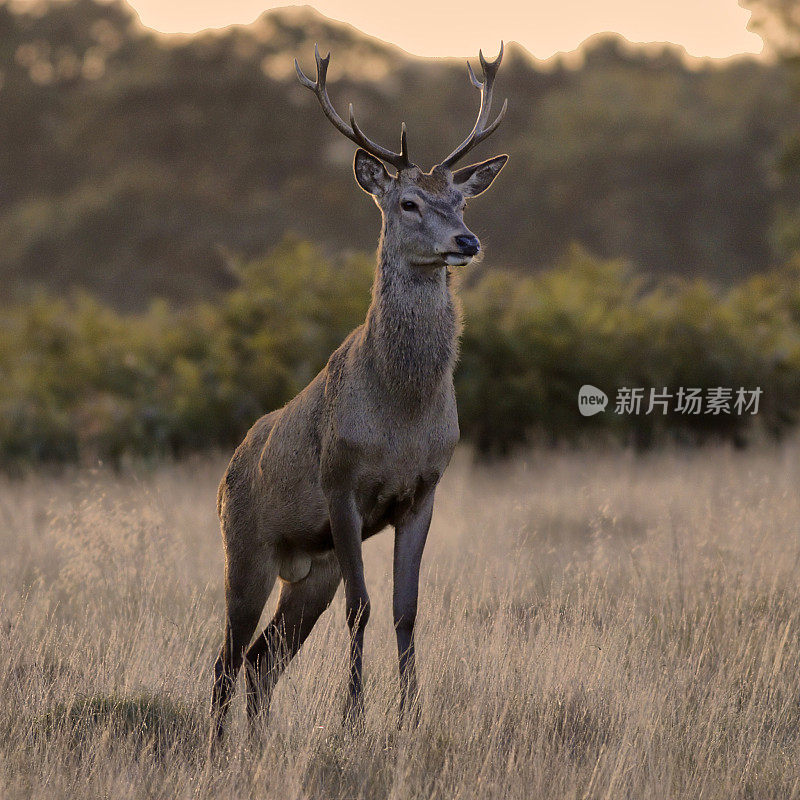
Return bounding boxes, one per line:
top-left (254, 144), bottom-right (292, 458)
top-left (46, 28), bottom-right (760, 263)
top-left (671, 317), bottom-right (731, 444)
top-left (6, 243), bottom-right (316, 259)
top-left (209, 64), bottom-right (509, 744)
top-left (411, 165), bottom-right (451, 193)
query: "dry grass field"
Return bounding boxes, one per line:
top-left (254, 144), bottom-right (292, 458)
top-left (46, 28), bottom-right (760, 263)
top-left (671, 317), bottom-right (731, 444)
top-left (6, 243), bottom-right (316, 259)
top-left (1, 444), bottom-right (799, 799)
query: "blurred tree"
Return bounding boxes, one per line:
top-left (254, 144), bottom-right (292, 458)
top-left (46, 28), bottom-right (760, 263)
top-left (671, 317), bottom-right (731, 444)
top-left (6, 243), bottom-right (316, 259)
top-left (743, 0), bottom-right (800, 256)
top-left (744, 0), bottom-right (800, 56)
top-left (0, 0), bottom-right (797, 307)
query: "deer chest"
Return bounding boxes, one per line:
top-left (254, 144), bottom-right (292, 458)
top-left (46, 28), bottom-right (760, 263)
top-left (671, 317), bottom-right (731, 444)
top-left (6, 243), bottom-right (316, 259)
top-left (352, 416), bottom-right (458, 532)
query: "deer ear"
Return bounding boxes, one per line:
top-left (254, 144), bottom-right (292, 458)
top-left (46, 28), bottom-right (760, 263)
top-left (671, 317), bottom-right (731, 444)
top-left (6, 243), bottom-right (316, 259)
top-left (354, 149), bottom-right (392, 196)
top-left (452, 155), bottom-right (508, 198)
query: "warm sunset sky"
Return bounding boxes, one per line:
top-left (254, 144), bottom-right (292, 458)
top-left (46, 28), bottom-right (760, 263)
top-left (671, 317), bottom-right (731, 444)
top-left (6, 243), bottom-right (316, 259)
top-left (124, 0), bottom-right (764, 59)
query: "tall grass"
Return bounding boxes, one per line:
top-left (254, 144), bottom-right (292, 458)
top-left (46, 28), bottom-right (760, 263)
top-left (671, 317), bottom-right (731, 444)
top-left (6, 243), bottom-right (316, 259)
top-left (1, 445), bottom-right (799, 798)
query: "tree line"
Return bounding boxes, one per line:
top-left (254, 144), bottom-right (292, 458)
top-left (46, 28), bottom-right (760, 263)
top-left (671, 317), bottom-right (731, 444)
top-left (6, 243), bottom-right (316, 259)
top-left (0, 0), bottom-right (798, 309)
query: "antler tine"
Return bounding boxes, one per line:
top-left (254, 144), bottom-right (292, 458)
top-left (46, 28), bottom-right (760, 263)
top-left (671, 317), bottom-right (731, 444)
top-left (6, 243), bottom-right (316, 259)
top-left (466, 61), bottom-right (481, 89)
top-left (400, 122), bottom-right (408, 163)
top-left (348, 104), bottom-right (411, 169)
top-left (439, 42), bottom-right (508, 170)
top-left (295, 45), bottom-right (414, 173)
top-left (294, 45), bottom-right (354, 142)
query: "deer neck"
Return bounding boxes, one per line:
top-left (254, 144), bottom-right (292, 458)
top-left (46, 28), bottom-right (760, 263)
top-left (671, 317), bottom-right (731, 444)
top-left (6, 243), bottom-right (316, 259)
top-left (364, 238), bottom-right (460, 405)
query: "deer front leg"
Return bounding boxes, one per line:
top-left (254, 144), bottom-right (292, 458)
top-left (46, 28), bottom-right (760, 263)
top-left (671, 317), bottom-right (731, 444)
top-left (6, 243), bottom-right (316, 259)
top-left (393, 486), bottom-right (435, 726)
top-left (328, 491), bottom-right (370, 725)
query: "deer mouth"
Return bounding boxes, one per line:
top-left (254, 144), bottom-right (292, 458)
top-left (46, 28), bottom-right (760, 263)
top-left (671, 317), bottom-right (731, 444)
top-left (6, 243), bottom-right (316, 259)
top-left (443, 253), bottom-right (473, 267)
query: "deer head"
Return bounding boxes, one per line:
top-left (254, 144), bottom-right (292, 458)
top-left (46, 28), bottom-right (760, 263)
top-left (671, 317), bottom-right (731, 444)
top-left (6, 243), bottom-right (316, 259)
top-left (295, 44), bottom-right (509, 269)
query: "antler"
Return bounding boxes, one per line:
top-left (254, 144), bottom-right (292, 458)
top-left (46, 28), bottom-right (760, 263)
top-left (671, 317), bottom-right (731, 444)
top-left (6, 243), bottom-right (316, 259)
top-left (438, 43), bottom-right (508, 170)
top-left (295, 44), bottom-right (414, 173)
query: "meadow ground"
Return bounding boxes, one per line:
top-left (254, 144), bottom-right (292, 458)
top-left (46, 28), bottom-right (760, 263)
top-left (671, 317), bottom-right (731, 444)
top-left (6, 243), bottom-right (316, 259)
top-left (1, 444), bottom-right (799, 799)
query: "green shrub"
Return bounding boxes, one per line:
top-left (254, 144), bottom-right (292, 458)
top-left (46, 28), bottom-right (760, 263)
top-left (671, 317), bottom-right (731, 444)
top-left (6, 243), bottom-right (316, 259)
top-left (458, 247), bottom-right (800, 453)
top-left (1, 239), bottom-right (798, 466)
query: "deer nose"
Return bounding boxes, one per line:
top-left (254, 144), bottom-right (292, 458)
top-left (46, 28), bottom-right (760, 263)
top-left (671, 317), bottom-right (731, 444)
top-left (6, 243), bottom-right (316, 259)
top-left (454, 234), bottom-right (480, 256)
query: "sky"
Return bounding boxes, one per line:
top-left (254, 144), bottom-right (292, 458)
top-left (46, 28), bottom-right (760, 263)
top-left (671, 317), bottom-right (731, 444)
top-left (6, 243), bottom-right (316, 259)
top-left (125, 0), bottom-right (764, 60)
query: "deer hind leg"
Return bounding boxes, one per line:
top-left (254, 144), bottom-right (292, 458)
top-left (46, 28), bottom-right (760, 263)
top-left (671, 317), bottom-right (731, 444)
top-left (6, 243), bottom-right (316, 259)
top-left (210, 545), bottom-right (277, 744)
top-left (244, 551), bottom-right (341, 720)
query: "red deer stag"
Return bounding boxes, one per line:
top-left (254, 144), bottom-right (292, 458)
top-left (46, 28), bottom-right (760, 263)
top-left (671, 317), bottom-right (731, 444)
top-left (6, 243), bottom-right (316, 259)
top-left (210, 43), bottom-right (508, 742)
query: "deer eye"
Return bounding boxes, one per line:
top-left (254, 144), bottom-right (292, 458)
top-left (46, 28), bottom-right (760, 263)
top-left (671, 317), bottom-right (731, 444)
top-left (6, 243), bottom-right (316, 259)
top-left (400, 199), bottom-right (419, 212)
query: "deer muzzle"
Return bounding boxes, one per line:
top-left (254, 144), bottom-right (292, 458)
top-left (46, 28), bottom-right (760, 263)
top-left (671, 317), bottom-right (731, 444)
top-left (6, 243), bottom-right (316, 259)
top-left (454, 234), bottom-right (480, 256)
